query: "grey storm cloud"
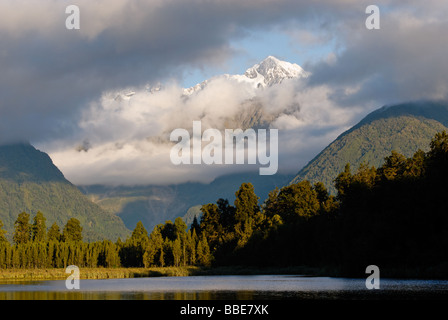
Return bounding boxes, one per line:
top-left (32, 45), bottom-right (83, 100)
top-left (306, 1), bottom-right (448, 107)
top-left (0, 0), bottom-right (379, 142)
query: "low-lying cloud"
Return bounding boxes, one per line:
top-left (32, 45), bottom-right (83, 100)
top-left (47, 75), bottom-right (361, 185)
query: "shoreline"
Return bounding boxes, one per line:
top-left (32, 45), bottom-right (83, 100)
top-left (1, 265), bottom-right (446, 282)
top-left (0, 266), bottom-right (319, 282)
top-left (0, 267), bottom-right (199, 282)
top-left (0, 265), bottom-right (330, 282)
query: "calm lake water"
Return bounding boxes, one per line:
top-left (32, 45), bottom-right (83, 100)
top-left (1, 275), bottom-right (448, 300)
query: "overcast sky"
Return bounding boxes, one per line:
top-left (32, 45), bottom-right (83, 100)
top-left (1, 0), bottom-right (447, 185)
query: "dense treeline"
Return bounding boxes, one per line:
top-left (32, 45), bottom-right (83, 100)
top-left (0, 211), bottom-right (211, 269)
top-left (1, 131), bottom-right (447, 276)
top-left (120, 218), bottom-right (212, 268)
top-left (178, 130), bottom-right (448, 275)
top-left (122, 131), bottom-right (447, 275)
top-left (216, 131), bottom-right (448, 276)
top-left (0, 213), bottom-right (120, 269)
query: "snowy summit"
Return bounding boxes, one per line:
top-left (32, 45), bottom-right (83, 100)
top-left (183, 56), bottom-right (308, 95)
top-left (113, 56), bottom-right (307, 99)
top-left (244, 56), bottom-right (308, 87)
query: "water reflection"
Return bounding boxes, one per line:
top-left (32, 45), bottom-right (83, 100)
top-left (1, 275), bottom-right (447, 300)
top-left (0, 289), bottom-right (263, 300)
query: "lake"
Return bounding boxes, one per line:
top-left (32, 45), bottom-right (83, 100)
top-left (1, 275), bottom-right (448, 300)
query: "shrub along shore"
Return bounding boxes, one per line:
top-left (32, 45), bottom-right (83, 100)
top-left (0, 266), bottom-right (199, 281)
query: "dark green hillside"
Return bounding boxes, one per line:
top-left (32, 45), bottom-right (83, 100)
top-left (290, 100), bottom-right (448, 193)
top-left (0, 143), bottom-right (66, 182)
top-left (0, 143), bottom-right (130, 241)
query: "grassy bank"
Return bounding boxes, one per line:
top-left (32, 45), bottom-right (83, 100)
top-left (0, 265), bottom-right (327, 281)
top-left (0, 266), bottom-right (200, 281)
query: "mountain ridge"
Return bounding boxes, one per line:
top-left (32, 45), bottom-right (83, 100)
top-left (113, 56), bottom-right (307, 100)
top-left (290, 100), bottom-right (448, 193)
top-left (0, 143), bottom-right (66, 183)
top-left (0, 143), bottom-right (130, 241)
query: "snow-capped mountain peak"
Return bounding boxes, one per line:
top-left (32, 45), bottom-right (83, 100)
top-left (113, 56), bottom-right (307, 99)
top-left (183, 56), bottom-right (307, 95)
top-left (244, 56), bottom-right (307, 86)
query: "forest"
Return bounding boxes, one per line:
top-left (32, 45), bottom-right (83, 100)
top-left (1, 131), bottom-right (448, 277)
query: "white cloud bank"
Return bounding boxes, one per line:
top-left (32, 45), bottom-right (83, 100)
top-left (46, 73), bottom-right (363, 185)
